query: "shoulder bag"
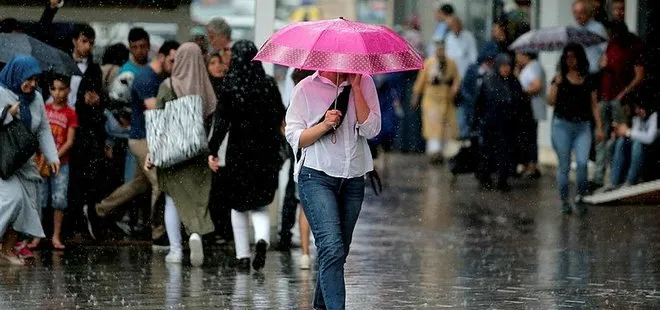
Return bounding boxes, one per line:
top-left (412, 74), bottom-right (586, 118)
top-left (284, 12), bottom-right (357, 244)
top-left (0, 105), bottom-right (39, 180)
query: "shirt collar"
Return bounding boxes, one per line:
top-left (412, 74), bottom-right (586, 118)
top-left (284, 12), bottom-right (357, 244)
top-left (312, 71), bottom-right (350, 87)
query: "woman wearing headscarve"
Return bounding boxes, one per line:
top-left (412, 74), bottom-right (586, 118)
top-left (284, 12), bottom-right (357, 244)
top-left (474, 53), bottom-right (529, 191)
top-left (412, 40), bottom-right (461, 164)
top-left (149, 43), bottom-right (216, 267)
top-left (0, 55), bottom-right (59, 265)
top-left (207, 40), bottom-right (285, 271)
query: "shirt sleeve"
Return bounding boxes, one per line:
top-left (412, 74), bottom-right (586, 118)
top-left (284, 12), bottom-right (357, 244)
top-left (36, 100), bottom-right (59, 164)
top-left (467, 32), bottom-right (478, 64)
top-left (285, 84), bottom-right (309, 151)
top-left (69, 108), bottom-right (79, 129)
top-left (355, 75), bottom-right (381, 139)
top-left (631, 113), bottom-right (658, 145)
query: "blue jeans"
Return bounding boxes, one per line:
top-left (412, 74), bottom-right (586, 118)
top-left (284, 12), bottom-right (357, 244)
top-left (610, 137), bottom-right (646, 185)
top-left (594, 100), bottom-right (626, 184)
top-left (298, 167), bottom-right (365, 310)
top-left (551, 118), bottom-right (592, 201)
top-left (40, 163), bottom-right (70, 210)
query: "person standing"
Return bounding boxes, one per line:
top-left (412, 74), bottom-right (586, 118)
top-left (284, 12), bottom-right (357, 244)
top-left (0, 56), bottom-right (59, 265)
top-left (593, 20), bottom-right (645, 190)
top-left (286, 69), bottom-right (381, 309)
top-left (208, 40), bottom-right (285, 271)
top-left (457, 44), bottom-right (498, 140)
top-left (66, 24), bottom-right (106, 236)
top-left (31, 74), bottom-right (77, 250)
top-left (547, 43), bottom-right (604, 215)
top-left (474, 54), bottom-right (527, 191)
top-left (412, 41), bottom-right (460, 164)
top-left (427, 4), bottom-right (454, 57)
top-left (151, 43), bottom-right (216, 267)
top-left (444, 16), bottom-right (478, 79)
top-left (83, 41), bottom-right (180, 241)
top-left (516, 51), bottom-right (547, 178)
top-left (573, 0), bottom-right (608, 75)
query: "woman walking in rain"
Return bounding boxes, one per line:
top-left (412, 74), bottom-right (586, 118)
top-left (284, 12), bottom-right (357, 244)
top-left (548, 43), bottom-right (604, 215)
top-left (208, 40), bottom-right (285, 271)
top-left (412, 40), bottom-right (460, 164)
top-left (147, 43), bottom-right (216, 266)
top-left (0, 56), bottom-right (59, 265)
top-left (286, 70), bottom-right (381, 309)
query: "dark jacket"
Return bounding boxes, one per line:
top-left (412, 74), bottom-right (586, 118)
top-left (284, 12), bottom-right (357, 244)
top-left (208, 41), bottom-right (285, 210)
top-left (474, 71), bottom-right (528, 134)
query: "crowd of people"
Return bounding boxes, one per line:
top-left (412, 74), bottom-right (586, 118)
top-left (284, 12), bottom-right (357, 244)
top-left (400, 0), bottom-right (654, 216)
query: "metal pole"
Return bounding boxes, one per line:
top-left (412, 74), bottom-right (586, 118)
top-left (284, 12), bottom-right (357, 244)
top-left (254, 0), bottom-right (276, 76)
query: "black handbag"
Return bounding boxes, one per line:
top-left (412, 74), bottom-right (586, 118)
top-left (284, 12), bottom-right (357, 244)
top-left (0, 105), bottom-right (39, 180)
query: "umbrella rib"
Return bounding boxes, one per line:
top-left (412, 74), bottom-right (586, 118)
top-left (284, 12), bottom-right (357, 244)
top-left (300, 22), bottom-right (335, 70)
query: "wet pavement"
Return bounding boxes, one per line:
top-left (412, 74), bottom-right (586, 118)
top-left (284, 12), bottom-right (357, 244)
top-left (2, 154), bottom-right (660, 309)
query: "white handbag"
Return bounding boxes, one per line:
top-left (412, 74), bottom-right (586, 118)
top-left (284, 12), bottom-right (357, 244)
top-left (145, 93), bottom-right (208, 168)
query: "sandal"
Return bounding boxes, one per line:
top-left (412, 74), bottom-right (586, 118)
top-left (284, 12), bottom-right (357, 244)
top-left (51, 239), bottom-right (66, 251)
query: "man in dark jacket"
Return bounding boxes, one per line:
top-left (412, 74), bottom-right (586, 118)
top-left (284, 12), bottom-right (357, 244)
top-left (66, 23), bottom-right (106, 237)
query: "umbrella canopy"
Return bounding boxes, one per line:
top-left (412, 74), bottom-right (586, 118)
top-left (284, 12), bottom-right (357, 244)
top-left (509, 26), bottom-right (607, 52)
top-left (253, 18), bottom-right (423, 75)
top-left (0, 33), bottom-right (81, 76)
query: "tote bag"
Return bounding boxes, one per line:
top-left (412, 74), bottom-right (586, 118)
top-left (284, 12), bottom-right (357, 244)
top-left (0, 105), bottom-right (38, 180)
top-left (145, 94), bottom-right (208, 168)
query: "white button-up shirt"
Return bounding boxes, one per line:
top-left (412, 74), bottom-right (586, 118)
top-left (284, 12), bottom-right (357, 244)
top-left (285, 72), bottom-right (381, 182)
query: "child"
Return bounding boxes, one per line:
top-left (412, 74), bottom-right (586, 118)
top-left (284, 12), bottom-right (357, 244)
top-left (602, 102), bottom-right (658, 190)
top-left (32, 74), bottom-right (78, 250)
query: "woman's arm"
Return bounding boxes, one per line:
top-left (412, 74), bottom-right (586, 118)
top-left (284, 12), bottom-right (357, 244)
top-left (353, 75), bottom-right (381, 139)
top-left (591, 91), bottom-right (604, 142)
top-left (525, 79), bottom-right (543, 96)
top-left (630, 113), bottom-right (658, 145)
top-left (58, 127), bottom-right (75, 158)
top-left (547, 75), bottom-right (561, 106)
top-left (411, 64), bottom-right (427, 108)
top-left (208, 93), bottom-right (231, 155)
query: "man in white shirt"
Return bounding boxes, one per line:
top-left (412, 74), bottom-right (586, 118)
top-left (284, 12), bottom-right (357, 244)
top-left (444, 16), bottom-right (478, 78)
top-left (573, 0), bottom-right (608, 74)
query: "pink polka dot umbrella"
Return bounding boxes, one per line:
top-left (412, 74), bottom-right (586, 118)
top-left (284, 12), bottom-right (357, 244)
top-left (253, 17), bottom-right (424, 75)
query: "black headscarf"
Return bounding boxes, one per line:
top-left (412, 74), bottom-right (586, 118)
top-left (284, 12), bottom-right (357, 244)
top-left (222, 40), bottom-right (268, 96)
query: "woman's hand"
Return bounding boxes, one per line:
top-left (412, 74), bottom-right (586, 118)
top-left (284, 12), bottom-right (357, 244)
top-left (50, 162), bottom-right (60, 176)
top-left (350, 74), bottom-right (362, 90)
top-left (144, 153), bottom-right (154, 171)
top-left (322, 110), bottom-right (342, 130)
top-left (552, 74), bottom-right (562, 85)
top-left (8, 103), bottom-right (19, 117)
top-left (614, 123), bottom-right (630, 137)
top-left (208, 155), bottom-right (220, 173)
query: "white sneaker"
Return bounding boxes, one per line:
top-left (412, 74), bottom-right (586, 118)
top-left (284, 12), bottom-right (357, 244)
top-left (165, 249), bottom-right (183, 264)
top-left (189, 233), bottom-right (204, 267)
top-left (300, 254), bottom-right (311, 270)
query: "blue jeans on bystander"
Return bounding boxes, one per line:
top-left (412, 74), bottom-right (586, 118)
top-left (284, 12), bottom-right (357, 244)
top-left (610, 137), bottom-right (646, 186)
top-left (551, 117), bottom-right (592, 201)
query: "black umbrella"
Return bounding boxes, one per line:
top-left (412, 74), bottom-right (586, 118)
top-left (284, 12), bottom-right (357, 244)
top-left (0, 33), bottom-right (81, 76)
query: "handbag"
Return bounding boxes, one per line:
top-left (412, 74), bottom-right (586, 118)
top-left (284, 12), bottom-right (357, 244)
top-left (0, 105), bottom-right (39, 180)
top-left (145, 84), bottom-right (209, 168)
top-left (34, 153), bottom-right (51, 178)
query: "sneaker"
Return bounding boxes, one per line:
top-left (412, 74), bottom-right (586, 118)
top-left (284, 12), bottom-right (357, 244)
top-left (560, 201), bottom-right (573, 215)
top-left (14, 242), bottom-right (34, 259)
top-left (189, 233), bottom-right (204, 267)
top-left (165, 249), bottom-right (183, 264)
top-left (594, 184), bottom-right (617, 194)
top-left (82, 205), bottom-right (101, 240)
top-left (300, 254), bottom-right (311, 270)
top-left (115, 221), bottom-right (132, 236)
top-left (252, 239), bottom-right (268, 271)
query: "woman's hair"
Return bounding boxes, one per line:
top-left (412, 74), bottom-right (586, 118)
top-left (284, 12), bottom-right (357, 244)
top-left (207, 52), bottom-right (221, 64)
top-left (559, 43), bottom-right (589, 78)
top-left (102, 43), bottom-right (129, 66)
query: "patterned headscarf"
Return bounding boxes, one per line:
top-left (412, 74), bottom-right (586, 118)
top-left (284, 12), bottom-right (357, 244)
top-left (0, 55), bottom-right (42, 128)
top-left (170, 42), bottom-right (217, 117)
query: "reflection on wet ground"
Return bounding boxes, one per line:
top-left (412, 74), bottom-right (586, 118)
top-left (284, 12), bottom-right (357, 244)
top-left (1, 154), bottom-right (659, 309)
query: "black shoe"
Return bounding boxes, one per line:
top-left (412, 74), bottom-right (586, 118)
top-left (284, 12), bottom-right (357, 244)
top-left (152, 233), bottom-right (170, 251)
top-left (82, 205), bottom-right (102, 240)
top-left (252, 239), bottom-right (268, 271)
top-left (574, 196), bottom-right (588, 216)
top-left (275, 236), bottom-right (292, 252)
top-left (560, 201), bottom-right (573, 215)
top-left (234, 258), bottom-right (250, 271)
top-left (479, 179), bottom-right (494, 191)
top-left (496, 182), bottom-right (511, 192)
